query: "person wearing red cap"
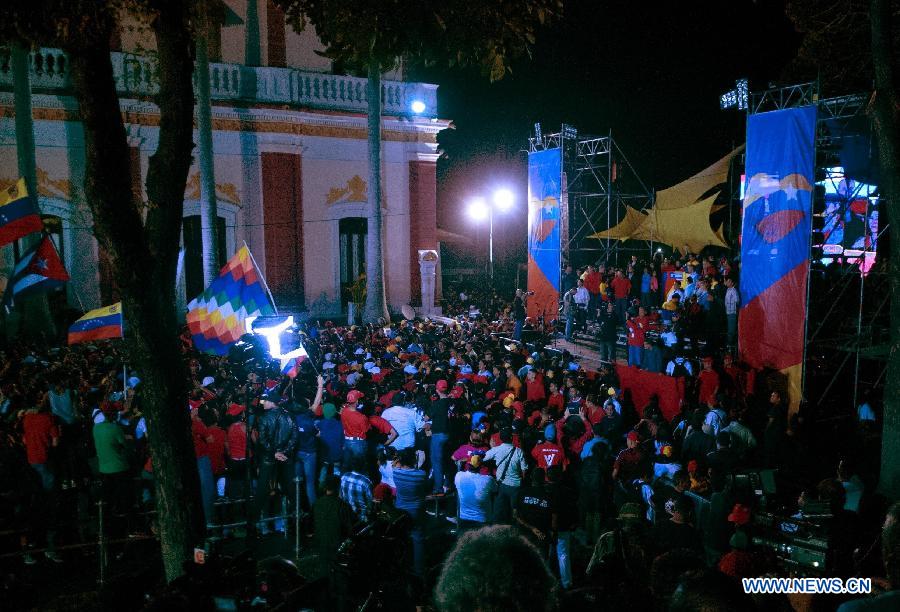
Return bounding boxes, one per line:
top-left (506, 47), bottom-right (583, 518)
top-left (427, 380), bottom-right (452, 495)
top-left (340, 389), bottom-right (370, 468)
top-left (612, 430), bottom-right (649, 483)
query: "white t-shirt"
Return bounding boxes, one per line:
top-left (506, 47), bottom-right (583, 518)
top-left (455, 470), bottom-right (496, 523)
top-left (381, 405), bottom-right (423, 450)
top-left (379, 462), bottom-right (396, 489)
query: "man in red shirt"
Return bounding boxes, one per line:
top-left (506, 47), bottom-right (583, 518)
top-left (525, 369), bottom-right (546, 403)
top-left (583, 393), bottom-right (605, 425)
top-left (532, 424), bottom-right (568, 471)
top-left (584, 265), bottom-right (602, 318)
top-left (225, 404), bottom-right (251, 499)
top-left (697, 356), bottom-right (720, 407)
top-left (613, 431), bottom-right (649, 482)
top-left (341, 389), bottom-right (370, 467)
top-left (23, 403), bottom-right (59, 490)
top-left (626, 307), bottom-right (649, 368)
top-left (611, 270), bottom-right (632, 324)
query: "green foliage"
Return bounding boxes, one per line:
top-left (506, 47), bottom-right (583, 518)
top-left (274, 0), bottom-right (562, 81)
top-left (785, 0), bottom-right (900, 94)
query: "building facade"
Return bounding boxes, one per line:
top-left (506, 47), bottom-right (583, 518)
top-left (0, 0), bottom-right (448, 318)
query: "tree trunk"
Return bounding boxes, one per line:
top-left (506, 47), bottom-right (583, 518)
top-left (196, 6), bottom-right (220, 285)
top-left (66, 6), bottom-right (204, 582)
top-left (870, 0), bottom-right (900, 499)
top-left (11, 45), bottom-right (53, 340)
top-left (363, 58), bottom-right (390, 323)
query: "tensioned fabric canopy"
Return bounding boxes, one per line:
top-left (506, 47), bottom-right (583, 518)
top-left (655, 144), bottom-right (744, 210)
top-left (588, 145), bottom-right (742, 252)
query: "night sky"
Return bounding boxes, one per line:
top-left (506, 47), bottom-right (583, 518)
top-left (414, 0), bottom-right (802, 269)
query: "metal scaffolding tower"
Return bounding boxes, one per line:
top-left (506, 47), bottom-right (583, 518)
top-left (527, 125), bottom-right (653, 268)
top-left (746, 81), bottom-right (886, 412)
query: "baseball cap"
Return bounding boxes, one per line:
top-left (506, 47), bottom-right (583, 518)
top-left (346, 390), bottom-right (365, 403)
top-left (626, 430), bottom-right (640, 442)
top-left (262, 390), bottom-right (283, 403)
top-left (226, 403), bottom-right (245, 416)
top-left (201, 376), bottom-right (215, 387)
top-left (436, 380), bottom-right (449, 392)
top-left (544, 423), bottom-right (556, 441)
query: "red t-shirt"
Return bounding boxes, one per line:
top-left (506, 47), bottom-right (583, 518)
top-left (341, 406), bottom-right (370, 438)
top-left (207, 426), bottom-right (227, 475)
top-left (23, 412), bottom-right (59, 464)
top-left (531, 441), bottom-right (568, 470)
top-left (191, 417), bottom-right (210, 458)
top-left (584, 271), bottom-right (601, 295)
top-left (525, 377), bottom-right (546, 403)
top-left (227, 422), bottom-right (248, 460)
top-left (368, 415), bottom-right (394, 436)
top-left (611, 276), bottom-right (632, 299)
top-left (557, 417), bottom-right (593, 455)
top-left (626, 316), bottom-right (648, 347)
top-left (698, 370), bottom-right (720, 406)
top-left (547, 392), bottom-right (565, 415)
top-left (585, 404), bottom-right (605, 425)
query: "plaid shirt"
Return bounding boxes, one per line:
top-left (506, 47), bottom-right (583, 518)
top-left (340, 471), bottom-right (373, 522)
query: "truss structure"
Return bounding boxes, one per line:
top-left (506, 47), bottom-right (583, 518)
top-left (747, 82), bottom-right (883, 410)
top-left (528, 127), bottom-right (653, 268)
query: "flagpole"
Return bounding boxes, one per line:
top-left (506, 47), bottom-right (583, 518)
top-left (243, 241), bottom-right (278, 315)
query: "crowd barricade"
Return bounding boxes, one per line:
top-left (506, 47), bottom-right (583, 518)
top-left (615, 365), bottom-right (686, 421)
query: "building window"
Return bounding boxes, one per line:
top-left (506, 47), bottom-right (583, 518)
top-left (183, 215), bottom-right (226, 300)
top-left (339, 217), bottom-right (367, 306)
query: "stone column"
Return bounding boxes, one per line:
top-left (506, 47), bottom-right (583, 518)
top-left (418, 249), bottom-right (438, 316)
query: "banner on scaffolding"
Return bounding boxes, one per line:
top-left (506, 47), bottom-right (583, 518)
top-left (739, 105), bottom-right (817, 414)
top-left (527, 149), bottom-right (562, 321)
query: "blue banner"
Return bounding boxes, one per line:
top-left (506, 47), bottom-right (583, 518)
top-left (527, 149), bottom-right (562, 319)
top-left (739, 105), bottom-right (817, 411)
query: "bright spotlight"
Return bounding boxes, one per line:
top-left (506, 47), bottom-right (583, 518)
top-left (467, 197), bottom-right (489, 221)
top-left (410, 99), bottom-right (426, 114)
top-left (493, 189), bottom-right (514, 211)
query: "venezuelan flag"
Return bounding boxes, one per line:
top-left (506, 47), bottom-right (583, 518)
top-left (68, 302), bottom-right (124, 345)
top-left (279, 345), bottom-right (309, 379)
top-left (0, 178), bottom-right (43, 247)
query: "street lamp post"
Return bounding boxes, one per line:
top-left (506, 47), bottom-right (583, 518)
top-left (467, 189), bottom-right (514, 280)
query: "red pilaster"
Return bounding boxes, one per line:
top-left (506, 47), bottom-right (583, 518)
top-left (261, 152), bottom-right (304, 309)
top-left (408, 160), bottom-right (437, 305)
top-left (265, 0), bottom-right (287, 67)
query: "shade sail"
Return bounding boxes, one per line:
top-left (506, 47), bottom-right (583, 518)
top-left (630, 193), bottom-right (729, 252)
top-left (655, 145), bottom-right (744, 210)
top-left (588, 206), bottom-right (647, 241)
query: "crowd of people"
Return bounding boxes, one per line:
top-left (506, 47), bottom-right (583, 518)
top-left (0, 262), bottom-right (896, 610)
top-left (559, 253), bottom-right (740, 366)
